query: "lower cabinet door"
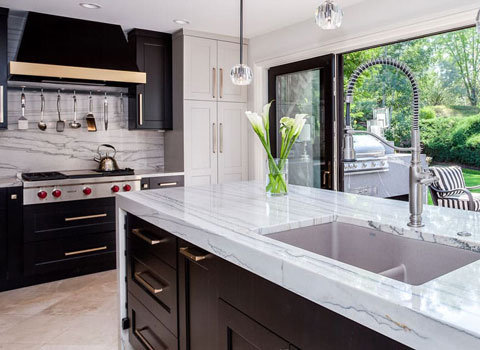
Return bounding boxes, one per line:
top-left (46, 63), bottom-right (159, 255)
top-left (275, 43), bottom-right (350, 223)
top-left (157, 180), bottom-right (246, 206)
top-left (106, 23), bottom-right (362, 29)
top-left (178, 241), bottom-right (218, 350)
top-left (218, 299), bottom-right (294, 350)
top-left (128, 292), bottom-right (178, 350)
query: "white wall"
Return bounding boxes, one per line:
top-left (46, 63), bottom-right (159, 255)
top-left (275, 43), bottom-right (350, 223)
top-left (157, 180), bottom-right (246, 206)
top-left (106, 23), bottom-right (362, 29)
top-left (247, 0), bottom-right (480, 181)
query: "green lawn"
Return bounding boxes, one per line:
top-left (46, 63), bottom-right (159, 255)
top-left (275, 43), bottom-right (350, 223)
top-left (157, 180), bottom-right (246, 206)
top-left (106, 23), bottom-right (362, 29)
top-left (427, 167), bottom-right (480, 205)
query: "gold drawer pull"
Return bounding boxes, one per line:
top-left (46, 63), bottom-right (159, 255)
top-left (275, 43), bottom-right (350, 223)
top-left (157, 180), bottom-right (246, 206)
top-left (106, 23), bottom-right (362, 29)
top-left (65, 246), bottom-right (107, 256)
top-left (65, 213), bottom-right (107, 222)
top-left (132, 228), bottom-right (167, 245)
top-left (134, 271), bottom-right (166, 295)
top-left (179, 247), bottom-right (211, 262)
top-left (158, 182), bottom-right (177, 187)
top-left (135, 327), bottom-right (167, 350)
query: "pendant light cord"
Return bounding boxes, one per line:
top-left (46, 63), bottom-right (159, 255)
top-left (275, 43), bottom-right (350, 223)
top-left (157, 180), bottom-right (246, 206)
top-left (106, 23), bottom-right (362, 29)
top-left (240, 0), bottom-right (243, 64)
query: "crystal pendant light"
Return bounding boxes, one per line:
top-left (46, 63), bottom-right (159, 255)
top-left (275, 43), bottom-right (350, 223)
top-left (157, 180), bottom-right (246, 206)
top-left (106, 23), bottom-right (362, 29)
top-left (315, 0), bottom-right (343, 30)
top-left (231, 0), bottom-right (252, 85)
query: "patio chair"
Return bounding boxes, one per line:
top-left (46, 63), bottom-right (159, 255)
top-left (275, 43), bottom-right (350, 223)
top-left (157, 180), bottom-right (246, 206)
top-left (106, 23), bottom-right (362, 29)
top-left (428, 166), bottom-right (480, 211)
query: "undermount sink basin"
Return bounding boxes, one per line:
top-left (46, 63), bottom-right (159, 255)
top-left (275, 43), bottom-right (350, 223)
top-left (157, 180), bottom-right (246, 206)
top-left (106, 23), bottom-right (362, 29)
top-left (266, 222), bottom-right (480, 285)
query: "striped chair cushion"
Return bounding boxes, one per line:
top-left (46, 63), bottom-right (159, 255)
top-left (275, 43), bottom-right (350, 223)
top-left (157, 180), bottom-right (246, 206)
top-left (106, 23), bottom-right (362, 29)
top-left (429, 166), bottom-right (466, 198)
top-left (437, 193), bottom-right (480, 211)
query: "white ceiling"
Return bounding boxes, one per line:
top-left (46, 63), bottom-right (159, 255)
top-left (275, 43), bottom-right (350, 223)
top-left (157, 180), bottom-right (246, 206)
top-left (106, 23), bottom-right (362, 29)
top-left (0, 0), bottom-right (365, 38)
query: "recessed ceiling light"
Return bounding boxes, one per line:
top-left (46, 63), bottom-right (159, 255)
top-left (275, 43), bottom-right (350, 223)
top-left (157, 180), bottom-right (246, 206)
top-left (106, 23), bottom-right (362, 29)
top-left (173, 19), bottom-right (191, 25)
top-left (79, 3), bottom-right (101, 9)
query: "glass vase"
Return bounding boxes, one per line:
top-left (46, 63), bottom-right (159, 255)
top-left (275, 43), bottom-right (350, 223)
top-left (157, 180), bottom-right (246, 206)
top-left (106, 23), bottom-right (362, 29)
top-left (265, 158), bottom-right (288, 196)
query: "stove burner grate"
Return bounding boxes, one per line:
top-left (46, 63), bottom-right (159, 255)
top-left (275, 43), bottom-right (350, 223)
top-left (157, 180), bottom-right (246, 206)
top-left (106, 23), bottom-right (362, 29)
top-left (21, 172), bottom-right (68, 181)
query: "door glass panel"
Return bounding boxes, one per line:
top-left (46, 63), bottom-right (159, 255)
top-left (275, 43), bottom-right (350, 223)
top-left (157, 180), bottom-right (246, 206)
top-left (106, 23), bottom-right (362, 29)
top-left (276, 69), bottom-right (325, 188)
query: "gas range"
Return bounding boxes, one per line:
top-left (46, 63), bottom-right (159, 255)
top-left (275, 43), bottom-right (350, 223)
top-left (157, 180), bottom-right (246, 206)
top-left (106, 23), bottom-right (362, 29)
top-left (22, 169), bottom-right (141, 205)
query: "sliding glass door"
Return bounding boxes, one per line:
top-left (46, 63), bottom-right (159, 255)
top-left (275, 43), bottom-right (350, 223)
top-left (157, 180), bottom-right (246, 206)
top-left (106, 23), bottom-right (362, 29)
top-left (268, 55), bottom-right (335, 190)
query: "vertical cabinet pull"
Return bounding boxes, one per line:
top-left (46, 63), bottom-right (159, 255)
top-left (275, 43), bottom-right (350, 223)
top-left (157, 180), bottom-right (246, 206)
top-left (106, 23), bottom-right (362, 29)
top-left (220, 123), bottom-right (224, 153)
top-left (219, 68), bottom-right (224, 99)
top-left (213, 123), bottom-right (217, 153)
top-left (0, 85), bottom-right (3, 124)
top-left (212, 67), bottom-right (217, 99)
top-left (138, 93), bottom-right (143, 126)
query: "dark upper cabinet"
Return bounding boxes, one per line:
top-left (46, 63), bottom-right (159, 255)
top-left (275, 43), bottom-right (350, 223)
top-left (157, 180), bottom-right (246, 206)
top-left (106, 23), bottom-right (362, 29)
top-left (128, 29), bottom-right (172, 130)
top-left (0, 8), bottom-right (8, 129)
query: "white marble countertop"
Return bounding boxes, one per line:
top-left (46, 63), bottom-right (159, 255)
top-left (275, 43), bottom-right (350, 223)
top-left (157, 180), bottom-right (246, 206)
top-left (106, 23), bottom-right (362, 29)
top-left (116, 181), bottom-right (480, 350)
top-left (0, 177), bottom-right (22, 188)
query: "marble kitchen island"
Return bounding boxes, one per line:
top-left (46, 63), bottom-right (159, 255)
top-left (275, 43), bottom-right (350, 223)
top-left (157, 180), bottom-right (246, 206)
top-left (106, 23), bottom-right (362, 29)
top-left (116, 181), bottom-right (480, 350)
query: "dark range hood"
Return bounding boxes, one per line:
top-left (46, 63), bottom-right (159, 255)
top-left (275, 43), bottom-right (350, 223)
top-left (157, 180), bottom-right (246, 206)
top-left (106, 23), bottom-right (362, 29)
top-left (9, 12), bottom-right (146, 86)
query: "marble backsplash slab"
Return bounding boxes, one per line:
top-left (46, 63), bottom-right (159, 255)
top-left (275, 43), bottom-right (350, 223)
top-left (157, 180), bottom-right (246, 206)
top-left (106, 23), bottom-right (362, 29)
top-left (0, 89), bottom-right (165, 179)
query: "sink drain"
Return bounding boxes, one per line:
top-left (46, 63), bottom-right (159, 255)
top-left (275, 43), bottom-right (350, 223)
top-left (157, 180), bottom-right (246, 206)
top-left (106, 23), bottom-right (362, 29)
top-left (457, 231), bottom-right (472, 237)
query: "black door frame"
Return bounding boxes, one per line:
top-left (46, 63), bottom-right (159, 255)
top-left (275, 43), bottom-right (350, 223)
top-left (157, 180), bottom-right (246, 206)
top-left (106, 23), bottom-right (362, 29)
top-left (268, 54), bottom-right (336, 190)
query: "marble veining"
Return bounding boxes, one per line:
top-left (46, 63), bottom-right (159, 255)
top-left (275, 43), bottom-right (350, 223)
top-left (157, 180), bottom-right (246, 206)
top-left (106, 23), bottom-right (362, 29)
top-left (0, 90), bottom-right (164, 180)
top-left (117, 182), bottom-right (480, 350)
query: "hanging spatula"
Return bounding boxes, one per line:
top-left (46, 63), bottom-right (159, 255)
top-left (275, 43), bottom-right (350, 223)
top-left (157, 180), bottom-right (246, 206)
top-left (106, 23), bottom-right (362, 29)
top-left (86, 92), bottom-right (97, 132)
top-left (56, 91), bottom-right (65, 132)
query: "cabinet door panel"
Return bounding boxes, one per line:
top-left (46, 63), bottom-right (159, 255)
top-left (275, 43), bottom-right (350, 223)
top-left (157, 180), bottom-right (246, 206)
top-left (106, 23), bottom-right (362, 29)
top-left (218, 299), bottom-right (291, 350)
top-left (217, 41), bottom-right (248, 103)
top-left (217, 103), bottom-right (248, 183)
top-left (184, 36), bottom-right (217, 101)
top-left (178, 242), bottom-right (218, 350)
top-left (184, 101), bottom-right (218, 186)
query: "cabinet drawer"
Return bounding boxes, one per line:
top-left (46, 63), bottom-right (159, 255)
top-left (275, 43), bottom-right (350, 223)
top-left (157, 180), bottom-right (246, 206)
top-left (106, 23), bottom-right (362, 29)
top-left (128, 249), bottom-right (177, 335)
top-left (24, 231), bottom-right (116, 276)
top-left (24, 198), bottom-right (115, 242)
top-left (148, 175), bottom-right (184, 189)
top-left (128, 215), bottom-right (177, 269)
top-left (128, 292), bottom-right (177, 350)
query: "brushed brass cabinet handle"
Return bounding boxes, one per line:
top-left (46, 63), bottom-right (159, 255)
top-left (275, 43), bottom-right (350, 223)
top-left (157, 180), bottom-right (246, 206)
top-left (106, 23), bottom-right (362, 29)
top-left (212, 67), bottom-right (217, 99)
top-left (65, 246), bottom-right (107, 256)
top-left (213, 123), bottom-right (217, 154)
top-left (134, 327), bottom-right (167, 350)
top-left (159, 182), bottom-right (178, 187)
top-left (138, 93), bottom-right (143, 126)
top-left (219, 68), bottom-right (223, 98)
top-left (219, 122), bottom-right (224, 153)
top-left (179, 247), bottom-right (211, 262)
top-left (134, 272), bottom-right (166, 294)
top-left (65, 213), bottom-right (107, 222)
top-left (131, 228), bottom-right (167, 245)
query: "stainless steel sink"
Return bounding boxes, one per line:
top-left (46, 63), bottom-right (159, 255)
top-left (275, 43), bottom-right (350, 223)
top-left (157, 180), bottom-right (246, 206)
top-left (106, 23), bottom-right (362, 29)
top-left (266, 222), bottom-right (480, 285)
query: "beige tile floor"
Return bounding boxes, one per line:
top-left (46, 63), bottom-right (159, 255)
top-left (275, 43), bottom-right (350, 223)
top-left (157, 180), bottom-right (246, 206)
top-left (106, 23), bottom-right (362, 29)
top-left (0, 270), bottom-right (119, 350)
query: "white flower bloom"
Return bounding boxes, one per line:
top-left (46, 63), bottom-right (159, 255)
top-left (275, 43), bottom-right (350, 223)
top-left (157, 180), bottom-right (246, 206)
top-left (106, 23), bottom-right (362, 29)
top-left (262, 102), bottom-right (273, 128)
top-left (293, 114), bottom-right (307, 135)
top-left (245, 111), bottom-right (265, 137)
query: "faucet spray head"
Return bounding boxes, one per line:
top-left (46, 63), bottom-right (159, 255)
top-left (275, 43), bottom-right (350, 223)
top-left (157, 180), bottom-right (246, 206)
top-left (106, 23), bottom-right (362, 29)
top-left (343, 129), bottom-right (356, 162)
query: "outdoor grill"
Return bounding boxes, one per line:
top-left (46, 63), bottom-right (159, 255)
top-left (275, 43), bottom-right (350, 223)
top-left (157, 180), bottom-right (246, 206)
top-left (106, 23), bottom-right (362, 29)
top-left (344, 134), bottom-right (389, 174)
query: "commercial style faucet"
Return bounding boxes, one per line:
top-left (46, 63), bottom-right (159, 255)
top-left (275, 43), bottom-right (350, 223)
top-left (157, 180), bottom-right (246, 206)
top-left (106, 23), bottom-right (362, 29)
top-left (343, 57), bottom-right (437, 228)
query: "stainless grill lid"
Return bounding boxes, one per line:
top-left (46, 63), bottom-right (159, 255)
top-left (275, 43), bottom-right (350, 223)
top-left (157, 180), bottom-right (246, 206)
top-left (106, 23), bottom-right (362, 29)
top-left (353, 134), bottom-right (385, 158)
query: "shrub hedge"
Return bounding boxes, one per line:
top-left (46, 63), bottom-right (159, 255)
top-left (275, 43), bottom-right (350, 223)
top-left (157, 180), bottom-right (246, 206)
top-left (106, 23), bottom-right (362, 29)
top-left (421, 114), bottom-right (480, 167)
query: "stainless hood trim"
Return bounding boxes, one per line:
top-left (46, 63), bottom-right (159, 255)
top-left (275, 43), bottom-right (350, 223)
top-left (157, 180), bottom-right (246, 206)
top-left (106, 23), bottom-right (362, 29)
top-left (9, 61), bottom-right (147, 84)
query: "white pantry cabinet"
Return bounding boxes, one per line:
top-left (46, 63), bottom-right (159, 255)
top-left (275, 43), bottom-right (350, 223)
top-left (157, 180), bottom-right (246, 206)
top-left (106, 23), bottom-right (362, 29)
top-left (184, 36), bottom-right (247, 103)
top-left (183, 101), bottom-right (248, 186)
top-left (165, 30), bottom-right (249, 186)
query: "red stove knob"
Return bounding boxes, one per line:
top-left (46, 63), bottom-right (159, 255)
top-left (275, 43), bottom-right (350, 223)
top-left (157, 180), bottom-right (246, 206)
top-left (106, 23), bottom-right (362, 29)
top-left (83, 187), bottom-right (92, 195)
top-left (52, 189), bottom-right (62, 198)
top-left (123, 184), bottom-right (132, 192)
top-left (111, 185), bottom-right (120, 193)
top-left (37, 190), bottom-right (47, 199)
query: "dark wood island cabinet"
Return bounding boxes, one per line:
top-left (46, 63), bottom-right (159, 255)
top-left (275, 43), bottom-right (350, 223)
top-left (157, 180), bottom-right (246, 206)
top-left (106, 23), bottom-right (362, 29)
top-left (125, 213), bottom-right (411, 350)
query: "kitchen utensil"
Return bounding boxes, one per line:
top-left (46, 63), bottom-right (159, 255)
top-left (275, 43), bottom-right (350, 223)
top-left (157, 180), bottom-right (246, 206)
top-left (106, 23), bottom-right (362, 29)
top-left (56, 91), bottom-right (65, 132)
top-left (86, 92), bottom-right (97, 132)
top-left (37, 89), bottom-right (47, 131)
top-left (94, 144), bottom-right (120, 172)
top-left (18, 88), bottom-right (29, 130)
top-left (69, 91), bottom-right (81, 129)
top-left (103, 92), bottom-right (108, 131)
